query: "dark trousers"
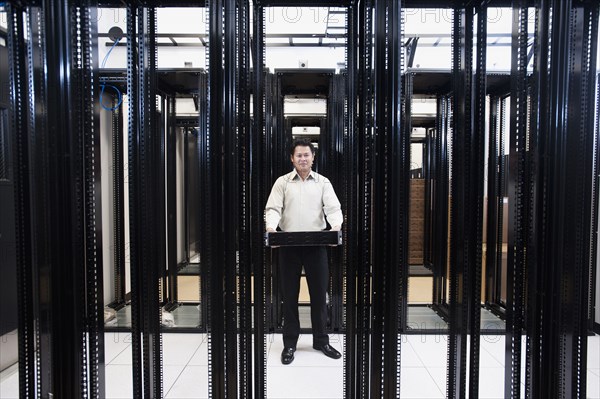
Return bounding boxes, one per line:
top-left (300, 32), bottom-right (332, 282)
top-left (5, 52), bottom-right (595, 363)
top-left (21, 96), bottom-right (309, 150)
top-left (278, 246), bottom-right (329, 349)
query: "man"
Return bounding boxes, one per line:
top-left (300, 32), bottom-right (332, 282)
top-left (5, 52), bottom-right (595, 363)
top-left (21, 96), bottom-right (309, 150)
top-left (265, 138), bottom-right (343, 365)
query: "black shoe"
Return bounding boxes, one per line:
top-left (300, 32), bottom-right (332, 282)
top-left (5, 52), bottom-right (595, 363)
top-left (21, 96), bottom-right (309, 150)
top-left (314, 344), bottom-right (341, 359)
top-left (281, 347), bottom-right (295, 365)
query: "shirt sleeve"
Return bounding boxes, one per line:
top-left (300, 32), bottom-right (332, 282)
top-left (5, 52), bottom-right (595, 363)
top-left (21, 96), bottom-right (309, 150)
top-left (265, 177), bottom-right (285, 231)
top-left (322, 178), bottom-right (343, 228)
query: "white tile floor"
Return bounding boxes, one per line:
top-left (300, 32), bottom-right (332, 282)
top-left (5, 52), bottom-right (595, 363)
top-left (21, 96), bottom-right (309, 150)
top-left (1, 333), bottom-right (599, 398)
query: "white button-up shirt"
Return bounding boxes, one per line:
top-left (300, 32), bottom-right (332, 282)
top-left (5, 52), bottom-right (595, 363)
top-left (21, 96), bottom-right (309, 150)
top-left (265, 170), bottom-right (343, 232)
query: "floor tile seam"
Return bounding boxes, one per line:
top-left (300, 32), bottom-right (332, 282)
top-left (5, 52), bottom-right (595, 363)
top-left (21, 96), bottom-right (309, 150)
top-left (413, 364), bottom-right (511, 393)
top-left (423, 365), bottom-right (507, 369)
top-left (158, 364), bottom-right (190, 399)
top-left (108, 360), bottom-right (201, 367)
top-left (266, 397), bottom-right (341, 399)
top-left (162, 334), bottom-right (205, 367)
top-left (405, 339), bottom-right (441, 369)
top-left (588, 368), bottom-right (600, 377)
top-left (266, 354), bottom-right (344, 364)
top-left (106, 344), bottom-right (133, 366)
top-left (164, 341), bottom-right (206, 397)
top-left (398, 396), bottom-right (445, 399)
top-left (267, 363), bottom-right (345, 369)
top-left (478, 343), bottom-right (505, 367)
top-left (477, 350), bottom-right (504, 368)
top-left (419, 366), bottom-right (446, 396)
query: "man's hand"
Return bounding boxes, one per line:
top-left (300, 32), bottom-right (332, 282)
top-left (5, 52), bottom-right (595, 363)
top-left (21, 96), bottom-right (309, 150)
top-left (266, 227), bottom-right (275, 232)
top-left (331, 225), bottom-right (341, 231)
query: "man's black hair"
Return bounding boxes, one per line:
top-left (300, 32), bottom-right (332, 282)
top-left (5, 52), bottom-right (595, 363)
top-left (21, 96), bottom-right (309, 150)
top-left (290, 138), bottom-right (316, 156)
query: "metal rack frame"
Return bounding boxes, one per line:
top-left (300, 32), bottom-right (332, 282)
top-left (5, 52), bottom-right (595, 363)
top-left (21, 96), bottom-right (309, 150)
top-left (4, 1), bottom-right (599, 398)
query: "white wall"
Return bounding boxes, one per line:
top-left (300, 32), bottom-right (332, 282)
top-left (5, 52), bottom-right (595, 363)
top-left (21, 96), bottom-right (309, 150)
top-left (100, 106), bottom-right (115, 305)
top-left (8, 6), bottom-right (587, 74)
top-left (266, 47), bottom-right (345, 71)
top-left (97, 7), bottom-right (349, 71)
top-left (284, 98), bottom-right (326, 115)
top-left (122, 97), bottom-right (131, 295)
top-left (404, 8), bottom-right (528, 72)
top-left (100, 96), bottom-right (132, 304)
top-left (410, 128), bottom-right (426, 172)
top-left (176, 98), bottom-right (197, 116)
top-left (412, 99), bottom-right (436, 116)
top-left (94, 7), bottom-right (536, 73)
top-left (98, 8), bottom-right (207, 69)
top-left (292, 126), bottom-right (320, 135)
top-left (100, 96), bottom-right (132, 301)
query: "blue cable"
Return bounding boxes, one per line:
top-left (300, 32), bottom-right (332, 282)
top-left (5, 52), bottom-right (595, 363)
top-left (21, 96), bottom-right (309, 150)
top-left (99, 83), bottom-right (123, 111)
top-left (101, 37), bottom-right (121, 69)
top-left (99, 38), bottom-right (122, 111)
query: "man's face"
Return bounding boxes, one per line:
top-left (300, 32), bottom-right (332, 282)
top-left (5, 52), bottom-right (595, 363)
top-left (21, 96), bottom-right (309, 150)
top-left (291, 145), bottom-right (314, 174)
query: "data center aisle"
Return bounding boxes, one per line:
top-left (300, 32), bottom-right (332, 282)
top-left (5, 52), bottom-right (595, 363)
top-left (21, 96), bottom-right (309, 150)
top-left (1, 333), bottom-right (599, 398)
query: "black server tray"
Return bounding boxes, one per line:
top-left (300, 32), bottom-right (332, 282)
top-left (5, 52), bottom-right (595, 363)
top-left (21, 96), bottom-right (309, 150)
top-left (264, 231), bottom-right (342, 247)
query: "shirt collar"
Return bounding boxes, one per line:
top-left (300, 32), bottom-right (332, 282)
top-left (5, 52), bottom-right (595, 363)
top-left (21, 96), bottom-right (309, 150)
top-left (291, 169), bottom-right (315, 181)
